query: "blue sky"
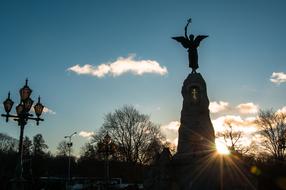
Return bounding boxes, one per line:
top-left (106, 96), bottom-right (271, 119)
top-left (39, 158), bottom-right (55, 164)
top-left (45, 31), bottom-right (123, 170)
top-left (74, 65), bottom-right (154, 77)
top-left (0, 0), bottom-right (285, 155)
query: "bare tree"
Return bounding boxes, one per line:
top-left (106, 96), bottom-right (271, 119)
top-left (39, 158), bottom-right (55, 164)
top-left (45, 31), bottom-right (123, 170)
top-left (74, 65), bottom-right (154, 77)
top-left (164, 142), bottom-right (177, 155)
top-left (56, 140), bottom-right (70, 156)
top-left (80, 140), bottom-right (119, 161)
top-left (23, 136), bottom-right (33, 158)
top-left (92, 105), bottom-right (165, 164)
top-left (32, 134), bottom-right (48, 157)
top-left (80, 142), bottom-right (97, 160)
top-left (217, 124), bottom-right (242, 152)
top-left (216, 121), bottom-right (258, 156)
top-left (256, 109), bottom-right (286, 161)
top-left (0, 133), bottom-right (18, 153)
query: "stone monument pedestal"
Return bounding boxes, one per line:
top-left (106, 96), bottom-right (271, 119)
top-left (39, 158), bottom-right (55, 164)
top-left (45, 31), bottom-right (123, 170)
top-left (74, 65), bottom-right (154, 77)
top-left (170, 72), bottom-right (219, 190)
top-left (176, 73), bottom-right (215, 156)
top-left (144, 72), bottom-right (256, 190)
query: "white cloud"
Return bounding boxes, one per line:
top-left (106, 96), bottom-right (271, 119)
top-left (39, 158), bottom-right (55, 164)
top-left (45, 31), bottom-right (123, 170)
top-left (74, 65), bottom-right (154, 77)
top-left (79, 131), bottom-right (95, 139)
top-left (43, 107), bottom-right (56, 115)
top-left (277, 106), bottom-right (286, 114)
top-left (236, 102), bottom-right (259, 114)
top-left (161, 121), bottom-right (180, 146)
top-left (270, 72), bottom-right (286, 84)
top-left (212, 115), bottom-right (257, 134)
top-left (67, 54), bottom-right (168, 78)
top-left (213, 115), bottom-right (259, 150)
top-left (209, 101), bottom-right (229, 113)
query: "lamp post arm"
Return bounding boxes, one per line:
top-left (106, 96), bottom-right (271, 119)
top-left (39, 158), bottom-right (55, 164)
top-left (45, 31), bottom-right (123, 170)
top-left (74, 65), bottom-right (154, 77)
top-left (1, 114), bottom-right (19, 118)
top-left (27, 117), bottom-right (44, 122)
top-left (1, 114), bottom-right (43, 121)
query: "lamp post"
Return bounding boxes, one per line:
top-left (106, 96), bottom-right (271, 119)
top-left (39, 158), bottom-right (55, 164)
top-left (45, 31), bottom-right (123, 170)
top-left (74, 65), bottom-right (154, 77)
top-left (1, 79), bottom-right (44, 184)
top-left (102, 133), bottom-right (113, 190)
top-left (64, 131), bottom-right (77, 189)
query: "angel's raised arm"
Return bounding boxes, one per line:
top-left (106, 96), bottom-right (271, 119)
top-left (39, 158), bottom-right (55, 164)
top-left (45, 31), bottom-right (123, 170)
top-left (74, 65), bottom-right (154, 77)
top-left (184, 18), bottom-right (192, 39)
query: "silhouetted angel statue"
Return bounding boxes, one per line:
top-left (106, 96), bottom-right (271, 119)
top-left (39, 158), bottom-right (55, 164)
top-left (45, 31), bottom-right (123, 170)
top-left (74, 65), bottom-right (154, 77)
top-left (172, 18), bottom-right (208, 73)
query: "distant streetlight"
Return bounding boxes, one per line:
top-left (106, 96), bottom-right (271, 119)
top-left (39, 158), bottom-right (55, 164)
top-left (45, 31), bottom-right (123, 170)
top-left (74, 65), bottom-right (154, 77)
top-left (64, 131), bottom-right (77, 189)
top-left (99, 132), bottom-right (116, 190)
top-left (1, 79), bottom-right (44, 187)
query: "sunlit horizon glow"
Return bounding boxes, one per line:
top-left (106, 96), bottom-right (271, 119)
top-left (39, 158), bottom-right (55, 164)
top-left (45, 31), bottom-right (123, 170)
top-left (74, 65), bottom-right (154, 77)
top-left (161, 119), bottom-right (255, 155)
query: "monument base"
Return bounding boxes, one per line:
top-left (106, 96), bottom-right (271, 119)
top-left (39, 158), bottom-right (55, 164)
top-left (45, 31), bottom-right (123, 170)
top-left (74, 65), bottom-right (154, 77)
top-left (171, 152), bottom-right (220, 190)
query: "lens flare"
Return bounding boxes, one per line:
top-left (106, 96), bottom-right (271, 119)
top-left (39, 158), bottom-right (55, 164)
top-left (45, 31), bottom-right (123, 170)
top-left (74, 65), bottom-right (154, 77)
top-left (215, 140), bottom-right (230, 155)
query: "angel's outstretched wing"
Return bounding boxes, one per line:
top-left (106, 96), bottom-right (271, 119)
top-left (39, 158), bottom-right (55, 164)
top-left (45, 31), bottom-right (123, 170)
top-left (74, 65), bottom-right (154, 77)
top-left (172, 36), bottom-right (190, 49)
top-left (194, 35), bottom-right (208, 47)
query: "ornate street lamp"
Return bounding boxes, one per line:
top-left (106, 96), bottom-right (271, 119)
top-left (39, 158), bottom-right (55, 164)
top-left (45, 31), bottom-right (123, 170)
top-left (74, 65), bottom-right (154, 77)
top-left (3, 92), bottom-right (14, 122)
top-left (19, 79), bottom-right (32, 101)
top-left (1, 79), bottom-right (45, 182)
top-left (34, 97), bottom-right (44, 125)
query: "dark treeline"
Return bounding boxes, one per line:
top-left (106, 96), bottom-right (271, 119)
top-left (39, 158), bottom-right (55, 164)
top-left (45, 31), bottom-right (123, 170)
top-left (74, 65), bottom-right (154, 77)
top-left (0, 132), bottom-right (148, 189)
top-left (1, 106), bottom-right (286, 189)
top-left (0, 106), bottom-right (164, 189)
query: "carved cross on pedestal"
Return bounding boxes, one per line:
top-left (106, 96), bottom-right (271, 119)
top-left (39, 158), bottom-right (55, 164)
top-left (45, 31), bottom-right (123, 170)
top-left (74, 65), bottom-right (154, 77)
top-left (192, 88), bottom-right (198, 101)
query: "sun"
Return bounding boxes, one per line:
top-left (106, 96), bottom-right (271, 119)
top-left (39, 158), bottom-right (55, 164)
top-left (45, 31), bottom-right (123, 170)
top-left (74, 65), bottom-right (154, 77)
top-left (215, 140), bottom-right (230, 155)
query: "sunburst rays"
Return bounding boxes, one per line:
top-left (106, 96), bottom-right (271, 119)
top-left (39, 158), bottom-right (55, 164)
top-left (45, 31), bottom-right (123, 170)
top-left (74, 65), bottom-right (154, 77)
top-left (183, 140), bottom-right (256, 189)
